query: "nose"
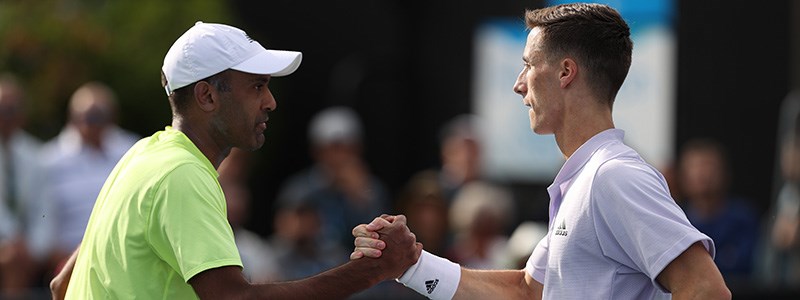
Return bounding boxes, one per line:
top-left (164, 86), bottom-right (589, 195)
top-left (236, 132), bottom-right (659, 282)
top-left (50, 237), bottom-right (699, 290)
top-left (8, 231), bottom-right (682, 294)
top-left (513, 68), bottom-right (527, 96)
top-left (263, 89), bottom-right (277, 112)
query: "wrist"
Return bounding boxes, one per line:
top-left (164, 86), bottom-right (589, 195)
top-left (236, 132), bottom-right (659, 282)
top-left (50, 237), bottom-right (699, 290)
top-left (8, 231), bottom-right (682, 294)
top-left (395, 250), bottom-right (461, 300)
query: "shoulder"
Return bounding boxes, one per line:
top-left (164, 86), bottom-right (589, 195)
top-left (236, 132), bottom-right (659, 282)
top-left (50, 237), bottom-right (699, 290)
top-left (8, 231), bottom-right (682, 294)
top-left (14, 130), bottom-right (42, 147)
top-left (593, 156), bottom-right (665, 191)
top-left (590, 156), bottom-right (674, 215)
top-left (160, 162), bottom-right (218, 188)
top-left (39, 139), bottom-right (65, 167)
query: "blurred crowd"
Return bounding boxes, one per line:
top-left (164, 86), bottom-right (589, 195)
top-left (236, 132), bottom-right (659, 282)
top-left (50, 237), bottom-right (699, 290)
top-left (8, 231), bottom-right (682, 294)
top-left (1, 73), bottom-right (800, 298)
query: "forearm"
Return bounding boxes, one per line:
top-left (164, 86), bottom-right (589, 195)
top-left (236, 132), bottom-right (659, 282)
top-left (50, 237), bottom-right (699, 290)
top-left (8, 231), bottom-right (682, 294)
top-left (50, 246), bottom-right (79, 300)
top-left (670, 287), bottom-right (731, 300)
top-left (248, 258), bottom-right (384, 299)
top-left (668, 275), bottom-right (731, 300)
top-left (657, 242), bottom-right (731, 300)
top-left (454, 269), bottom-right (538, 300)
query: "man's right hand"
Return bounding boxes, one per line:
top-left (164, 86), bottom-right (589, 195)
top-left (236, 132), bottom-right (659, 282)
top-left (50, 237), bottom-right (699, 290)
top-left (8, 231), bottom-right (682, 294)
top-left (351, 214), bottom-right (422, 279)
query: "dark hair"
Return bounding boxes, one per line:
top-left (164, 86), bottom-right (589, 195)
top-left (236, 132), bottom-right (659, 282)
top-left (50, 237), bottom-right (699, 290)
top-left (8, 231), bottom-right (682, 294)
top-left (525, 3), bottom-right (632, 105)
top-left (162, 70), bottom-right (232, 116)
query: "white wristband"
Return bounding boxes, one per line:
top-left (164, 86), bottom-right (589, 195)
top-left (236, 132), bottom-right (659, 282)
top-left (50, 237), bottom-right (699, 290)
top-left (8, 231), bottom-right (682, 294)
top-left (396, 250), bottom-right (461, 300)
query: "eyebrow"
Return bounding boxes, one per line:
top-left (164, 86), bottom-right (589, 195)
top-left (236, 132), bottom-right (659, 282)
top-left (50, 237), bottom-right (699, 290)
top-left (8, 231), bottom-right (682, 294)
top-left (251, 76), bottom-right (270, 84)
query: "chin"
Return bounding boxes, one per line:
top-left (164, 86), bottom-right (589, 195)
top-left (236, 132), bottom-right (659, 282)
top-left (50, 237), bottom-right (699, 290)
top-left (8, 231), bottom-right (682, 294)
top-left (238, 140), bottom-right (263, 152)
top-left (531, 124), bottom-right (552, 135)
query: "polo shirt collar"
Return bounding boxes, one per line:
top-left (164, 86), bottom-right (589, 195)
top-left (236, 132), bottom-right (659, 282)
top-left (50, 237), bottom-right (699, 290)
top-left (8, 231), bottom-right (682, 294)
top-left (552, 128), bottom-right (624, 185)
top-left (546, 128), bottom-right (624, 222)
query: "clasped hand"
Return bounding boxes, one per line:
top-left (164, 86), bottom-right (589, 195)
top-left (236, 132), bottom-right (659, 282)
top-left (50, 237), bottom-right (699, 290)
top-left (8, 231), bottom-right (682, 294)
top-left (351, 214), bottom-right (422, 279)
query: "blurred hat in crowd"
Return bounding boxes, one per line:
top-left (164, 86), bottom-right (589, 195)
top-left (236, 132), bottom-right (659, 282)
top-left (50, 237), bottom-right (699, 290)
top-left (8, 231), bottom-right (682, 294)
top-left (308, 106), bottom-right (362, 146)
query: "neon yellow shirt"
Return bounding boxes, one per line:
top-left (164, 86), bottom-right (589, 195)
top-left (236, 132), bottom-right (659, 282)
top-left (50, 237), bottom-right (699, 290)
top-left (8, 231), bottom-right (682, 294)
top-left (66, 127), bottom-right (242, 299)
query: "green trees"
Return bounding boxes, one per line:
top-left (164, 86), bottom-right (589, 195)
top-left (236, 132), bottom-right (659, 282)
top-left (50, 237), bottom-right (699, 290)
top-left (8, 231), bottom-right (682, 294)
top-left (0, 0), bottom-right (235, 138)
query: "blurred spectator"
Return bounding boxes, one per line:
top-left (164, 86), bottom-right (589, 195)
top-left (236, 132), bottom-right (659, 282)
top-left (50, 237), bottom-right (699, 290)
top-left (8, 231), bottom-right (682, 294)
top-left (396, 170), bottom-right (450, 256)
top-left (267, 200), bottom-right (347, 281)
top-left (39, 82), bottom-right (138, 275)
top-left (0, 74), bottom-right (47, 298)
top-left (502, 221), bottom-right (548, 269)
top-left (218, 148), bottom-right (279, 283)
top-left (758, 91), bottom-right (800, 288)
top-left (446, 181), bottom-right (514, 269)
top-left (678, 138), bottom-right (759, 285)
top-left (395, 113), bottom-right (518, 269)
top-left (275, 106), bottom-right (390, 250)
top-left (438, 114), bottom-right (483, 203)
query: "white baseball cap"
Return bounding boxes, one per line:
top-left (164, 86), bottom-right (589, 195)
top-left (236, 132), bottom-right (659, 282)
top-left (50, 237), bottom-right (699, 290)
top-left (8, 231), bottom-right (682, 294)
top-left (162, 21), bottom-right (302, 96)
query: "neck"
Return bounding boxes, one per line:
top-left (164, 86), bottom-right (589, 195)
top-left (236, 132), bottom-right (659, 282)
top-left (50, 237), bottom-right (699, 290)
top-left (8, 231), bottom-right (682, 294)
top-left (554, 101), bottom-right (614, 159)
top-left (172, 117), bottom-right (229, 169)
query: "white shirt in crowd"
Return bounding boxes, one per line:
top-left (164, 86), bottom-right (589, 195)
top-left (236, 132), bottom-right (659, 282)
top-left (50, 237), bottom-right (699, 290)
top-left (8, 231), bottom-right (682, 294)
top-left (40, 125), bottom-right (138, 253)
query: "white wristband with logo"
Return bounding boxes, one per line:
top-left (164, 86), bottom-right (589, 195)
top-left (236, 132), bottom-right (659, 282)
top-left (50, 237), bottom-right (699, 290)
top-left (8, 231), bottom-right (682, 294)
top-left (396, 250), bottom-right (461, 300)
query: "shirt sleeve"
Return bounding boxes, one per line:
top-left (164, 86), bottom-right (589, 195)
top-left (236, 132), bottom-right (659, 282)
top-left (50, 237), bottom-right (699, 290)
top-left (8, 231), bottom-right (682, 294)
top-left (147, 163), bottom-right (243, 282)
top-left (525, 235), bottom-right (548, 283)
top-left (591, 158), bottom-right (714, 290)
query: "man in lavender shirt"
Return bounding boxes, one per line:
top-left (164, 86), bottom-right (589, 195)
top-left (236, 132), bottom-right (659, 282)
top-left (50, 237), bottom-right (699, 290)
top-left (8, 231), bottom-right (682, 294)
top-left (351, 3), bottom-right (730, 299)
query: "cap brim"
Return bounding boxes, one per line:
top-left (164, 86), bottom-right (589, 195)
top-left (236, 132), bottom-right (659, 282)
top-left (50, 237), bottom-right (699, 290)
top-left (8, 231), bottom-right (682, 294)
top-left (231, 50), bottom-right (302, 77)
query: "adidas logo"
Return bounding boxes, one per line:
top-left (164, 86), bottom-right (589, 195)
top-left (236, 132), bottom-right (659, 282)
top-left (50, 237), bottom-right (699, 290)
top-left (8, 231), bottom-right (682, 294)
top-left (425, 279), bottom-right (439, 294)
top-left (554, 219), bottom-right (568, 236)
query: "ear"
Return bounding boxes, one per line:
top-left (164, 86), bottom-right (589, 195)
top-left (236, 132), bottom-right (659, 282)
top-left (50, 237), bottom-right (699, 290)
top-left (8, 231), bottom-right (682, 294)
top-left (559, 58), bottom-right (578, 89)
top-left (193, 81), bottom-right (216, 112)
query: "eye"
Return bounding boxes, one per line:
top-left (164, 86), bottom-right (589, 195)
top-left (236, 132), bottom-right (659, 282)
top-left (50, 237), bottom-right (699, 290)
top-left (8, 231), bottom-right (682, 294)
top-left (255, 84), bottom-right (265, 92)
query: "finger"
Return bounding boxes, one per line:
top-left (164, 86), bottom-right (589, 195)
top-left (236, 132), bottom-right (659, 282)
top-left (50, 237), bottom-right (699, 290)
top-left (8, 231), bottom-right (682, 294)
top-left (350, 251), bottom-right (364, 260)
top-left (380, 214), bottom-right (396, 222)
top-left (366, 216), bottom-right (391, 231)
top-left (354, 247), bottom-right (383, 258)
top-left (392, 214), bottom-right (407, 226)
top-left (376, 214), bottom-right (409, 235)
top-left (354, 236), bottom-right (386, 250)
top-left (352, 224), bottom-right (380, 239)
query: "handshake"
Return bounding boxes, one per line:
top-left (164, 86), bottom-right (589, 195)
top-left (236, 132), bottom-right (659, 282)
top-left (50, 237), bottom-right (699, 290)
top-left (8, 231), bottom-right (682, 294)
top-left (349, 215), bottom-right (462, 300)
top-left (350, 214), bottom-right (422, 278)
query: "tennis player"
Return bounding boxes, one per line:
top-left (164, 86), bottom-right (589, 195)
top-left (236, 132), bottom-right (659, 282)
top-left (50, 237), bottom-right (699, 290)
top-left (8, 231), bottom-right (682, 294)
top-left (50, 22), bottom-right (421, 299)
top-left (352, 3), bottom-right (731, 299)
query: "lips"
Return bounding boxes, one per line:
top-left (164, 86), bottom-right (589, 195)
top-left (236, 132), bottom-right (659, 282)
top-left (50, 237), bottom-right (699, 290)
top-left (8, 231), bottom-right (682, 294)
top-left (256, 115), bottom-right (269, 132)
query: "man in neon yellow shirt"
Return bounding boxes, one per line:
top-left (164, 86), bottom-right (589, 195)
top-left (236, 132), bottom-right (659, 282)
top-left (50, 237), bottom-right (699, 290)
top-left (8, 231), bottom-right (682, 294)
top-left (50, 21), bottom-right (421, 299)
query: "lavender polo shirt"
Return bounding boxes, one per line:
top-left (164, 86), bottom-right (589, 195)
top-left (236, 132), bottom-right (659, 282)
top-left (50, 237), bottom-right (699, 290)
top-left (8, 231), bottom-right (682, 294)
top-left (525, 129), bottom-right (714, 299)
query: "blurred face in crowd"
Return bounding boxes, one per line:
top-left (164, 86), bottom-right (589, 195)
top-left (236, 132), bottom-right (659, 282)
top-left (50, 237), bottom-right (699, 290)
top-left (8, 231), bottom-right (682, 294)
top-left (0, 80), bottom-right (24, 140)
top-left (513, 27), bottom-right (565, 135)
top-left (274, 204), bottom-right (322, 245)
top-left (680, 148), bottom-right (726, 200)
top-left (210, 70), bottom-right (276, 151)
top-left (314, 141), bottom-right (361, 170)
top-left (70, 84), bottom-right (115, 148)
top-left (441, 135), bottom-right (480, 184)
